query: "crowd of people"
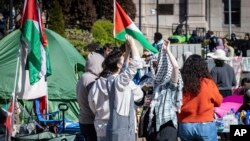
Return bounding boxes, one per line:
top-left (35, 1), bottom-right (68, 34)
top-left (205, 31), bottom-right (250, 57)
top-left (75, 30), bottom-right (250, 141)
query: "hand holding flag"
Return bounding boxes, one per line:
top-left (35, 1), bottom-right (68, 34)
top-left (114, 1), bottom-right (158, 54)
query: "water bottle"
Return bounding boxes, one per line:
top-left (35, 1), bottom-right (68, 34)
top-left (240, 110), bottom-right (246, 124)
top-left (244, 110), bottom-right (250, 125)
top-left (235, 112), bottom-right (241, 124)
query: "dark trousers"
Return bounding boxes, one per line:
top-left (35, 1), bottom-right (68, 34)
top-left (156, 120), bottom-right (177, 141)
top-left (80, 123), bottom-right (97, 141)
top-left (219, 90), bottom-right (232, 97)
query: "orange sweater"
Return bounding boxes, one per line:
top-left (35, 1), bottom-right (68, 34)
top-left (178, 78), bottom-right (223, 123)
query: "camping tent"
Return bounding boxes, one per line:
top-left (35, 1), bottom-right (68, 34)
top-left (0, 29), bottom-right (86, 121)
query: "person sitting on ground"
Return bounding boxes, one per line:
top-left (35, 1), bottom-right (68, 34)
top-left (236, 77), bottom-right (250, 95)
top-left (237, 77), bottom-right (250, 112)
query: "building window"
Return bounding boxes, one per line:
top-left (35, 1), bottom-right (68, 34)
top-left (158, 4), bottom-right (174, 15)
top-left (179, 0), bottom-right (187, 23)
top-left (223, 0), bottom-right (241, 26)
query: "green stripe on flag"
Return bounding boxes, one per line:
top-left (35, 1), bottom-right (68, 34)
top-left (22, 20), bottom-right (41, 84)
top-left (115, 28), bottom-right (158, 54)
top-left (45, 46), bottom-right (52, 76)
top-left (115, 30), bottom-right (126, 42)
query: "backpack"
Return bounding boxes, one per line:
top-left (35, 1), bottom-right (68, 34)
top-left (209, 36), bottom-right (218, 51)
top-left (210, 36), bottom-right (219, 46)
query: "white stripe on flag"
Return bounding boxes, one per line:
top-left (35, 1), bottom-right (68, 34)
top-left (40, 43), bottom-right (47, 76)
top-left (16, 43), bottom-right (47, 99)
top-left (126, 23), bottom-right (141, 34)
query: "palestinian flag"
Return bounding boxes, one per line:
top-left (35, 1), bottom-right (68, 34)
top-left (15, 0), bottom-right (51, 100)
top-left (114, 1), bottom-right (158, 54)
top-left (21, 0), bottom-right (51, 85)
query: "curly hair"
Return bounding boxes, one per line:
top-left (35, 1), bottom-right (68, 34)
top-left (99, 48), bottom-right (124, 77)
top-left (181, 54), bottom-right (212, 95)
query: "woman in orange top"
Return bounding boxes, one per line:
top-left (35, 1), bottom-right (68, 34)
top-left (178, 54), bottom-right (223, 141)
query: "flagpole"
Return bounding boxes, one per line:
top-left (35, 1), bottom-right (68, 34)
top-left (156, 0), bottom-right (159, 32)
top-left (138, 0), bottom-right (141, 30)
top-left (37, 0), bottom-right (43, 40)
top-left (37, 0), bottom-right (49, 114)
top-left (9, 40), bottom-right (21, 138)
top-left (114, 0), bottom-right (117, 47)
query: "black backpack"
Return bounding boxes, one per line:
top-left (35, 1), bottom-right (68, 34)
top-left (211, 36), bottom-right (219, 46)
top-left (209, 36), bottom-right (218, 51)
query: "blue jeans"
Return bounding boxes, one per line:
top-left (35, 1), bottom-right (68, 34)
top-left (178, 122), bottom-right (218, 141)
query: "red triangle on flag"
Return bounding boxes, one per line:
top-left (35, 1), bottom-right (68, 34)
top-left (114, 2), bottom-right (133, 34)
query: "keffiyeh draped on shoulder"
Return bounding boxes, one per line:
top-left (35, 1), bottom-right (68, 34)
top-left (148, 47), bottom-right (183, 131)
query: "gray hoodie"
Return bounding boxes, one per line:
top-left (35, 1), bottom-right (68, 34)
top-left (76, 52), bottom-right (104, 124)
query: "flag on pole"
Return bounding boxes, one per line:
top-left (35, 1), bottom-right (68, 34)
top-left (15, 0), bottom-right (51, 99)
top-left (20, 0), bottom-right (51, 85)
top-left (114, 1), bottom-right (158, 54)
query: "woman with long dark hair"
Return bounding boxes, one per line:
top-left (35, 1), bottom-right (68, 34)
top-left (178, 54), bottom-right (223, 141)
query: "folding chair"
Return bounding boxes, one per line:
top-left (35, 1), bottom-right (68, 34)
top-left (34, 99), bottom-right (80, 134)
top-left (34, 99), bottom-right (62, 133)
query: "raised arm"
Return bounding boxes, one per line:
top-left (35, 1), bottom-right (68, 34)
top-left (116, 35), bottom-right (141, 89)
top-left (162, 40), bottom-right (179, 84)
top-left (126, 35), bottom-right (140, 58)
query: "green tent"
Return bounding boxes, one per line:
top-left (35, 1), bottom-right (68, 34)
top-left (0, 29), bottom-right (86, 121)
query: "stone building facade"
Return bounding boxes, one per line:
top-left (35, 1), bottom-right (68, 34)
top-left (133, 0), bottom-right (250, 41)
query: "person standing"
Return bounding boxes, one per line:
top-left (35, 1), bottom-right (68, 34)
top-left (178, 54), bottom-right (223, 141)
top-left (207, 30), bottom-right (218, 52)
top-left (230, 33), bottom-right (241, 56)
top-left (188, 30), bottom-right (200, 44)
top-left (152, 32), bottom-right (164, 51)
top-left (102, 43), bottom-right (114, 58)
top-left (214, 38), bottom-right (228, 53)
top-left (0, 13), bottom-right (6, 39)
top-left (208, 49), bottom-right (236, 97)
top-left (88, 35), bottom-right (142, 141)
top-left (148, 40), bottom-right (183, 141)
top-left (223, 38), bottom-right (235, 57)
top-left (241, 33), bottom-right (250, 57)
top-left (76, 51), bottom-right (104, 141)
